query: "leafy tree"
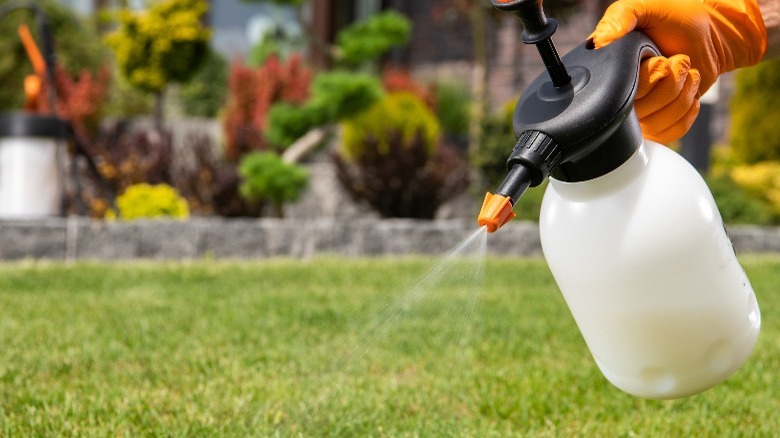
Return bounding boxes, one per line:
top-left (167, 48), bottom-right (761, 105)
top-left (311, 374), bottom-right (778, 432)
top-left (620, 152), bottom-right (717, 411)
top-left (105, 0), bottom-right (210, 128)
top-left (265, 70), bottom-right (383, 150)
top-left (232, 3), bottom-right (411, 218)
top-left (334, 11), bottom-right (410, 67)
top-left (264, 11), bottom-right (410, 163)
top-left (265, 71), bottom-right (383, 162)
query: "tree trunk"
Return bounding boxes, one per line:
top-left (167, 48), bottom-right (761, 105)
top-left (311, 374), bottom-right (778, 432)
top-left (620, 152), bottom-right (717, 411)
top-left (272, 201), bottom-right (285, 218)
top-left (302, 0), bottom-right (337, 68)
top-left (281, 126), bottom-right (330, 164)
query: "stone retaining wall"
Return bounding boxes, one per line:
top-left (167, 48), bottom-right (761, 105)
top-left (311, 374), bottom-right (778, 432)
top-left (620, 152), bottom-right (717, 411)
top-left (1, 218), bottom-right (780, 261)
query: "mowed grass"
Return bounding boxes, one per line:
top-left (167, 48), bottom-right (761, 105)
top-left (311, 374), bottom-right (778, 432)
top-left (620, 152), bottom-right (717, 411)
top-left (0, 255), bottom-right (778, 436)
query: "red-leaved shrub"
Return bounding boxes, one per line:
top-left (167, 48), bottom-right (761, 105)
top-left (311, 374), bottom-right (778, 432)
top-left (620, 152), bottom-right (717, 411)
top-left (222, 54), bottom-right (312, 162)
top-left (381, 67), bottom-right (437, 110)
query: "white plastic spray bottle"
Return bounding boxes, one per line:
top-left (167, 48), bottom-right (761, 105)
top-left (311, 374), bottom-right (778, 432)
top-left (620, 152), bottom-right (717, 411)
top-left (478, 0), bottom-right (760, 399)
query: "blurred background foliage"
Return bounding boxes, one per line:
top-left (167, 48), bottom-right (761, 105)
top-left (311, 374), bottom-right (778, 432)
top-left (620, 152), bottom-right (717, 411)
top-left (729, 60), bottom-right (780, 164)
top-left (176, 48), bottom-right (229, 119)
top-left (0, 0), bottom-right (107, 111)
top-left (704, 59), bottom-right (780, 225)
top-left (0, 0), bottom-right (777, 224)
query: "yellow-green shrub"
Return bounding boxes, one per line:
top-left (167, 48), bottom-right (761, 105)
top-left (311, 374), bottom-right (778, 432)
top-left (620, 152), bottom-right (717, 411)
top-left (341, 92), bottom-right (439, 161)
top-left (108, 183), bottom-right (190, 220)
top-left (730, 161), bottom-right (780, 216)
top-left (334, 92), bottom-right (470, 219)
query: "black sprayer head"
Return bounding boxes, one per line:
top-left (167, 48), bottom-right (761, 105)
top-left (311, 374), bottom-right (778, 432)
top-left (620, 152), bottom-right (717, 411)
top-left (479, 0), bottom-right (661, 232)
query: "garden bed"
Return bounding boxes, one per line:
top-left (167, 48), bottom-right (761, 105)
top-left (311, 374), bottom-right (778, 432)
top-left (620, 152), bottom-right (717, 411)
top-left (2, 217), bottom-right (780, 260)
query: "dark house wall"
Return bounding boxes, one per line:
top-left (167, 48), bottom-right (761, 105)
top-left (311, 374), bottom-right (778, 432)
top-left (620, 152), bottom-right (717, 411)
top-left (394, 1), bottom-right (600, 109)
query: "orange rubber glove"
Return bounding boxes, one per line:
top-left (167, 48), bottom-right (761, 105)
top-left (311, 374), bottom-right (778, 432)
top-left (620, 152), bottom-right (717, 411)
top-left (589, 0), bottom-right (768, 144)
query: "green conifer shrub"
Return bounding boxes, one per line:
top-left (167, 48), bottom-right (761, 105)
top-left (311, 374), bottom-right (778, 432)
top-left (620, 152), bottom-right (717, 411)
top-left (238, 152), bottom-right (308, 217)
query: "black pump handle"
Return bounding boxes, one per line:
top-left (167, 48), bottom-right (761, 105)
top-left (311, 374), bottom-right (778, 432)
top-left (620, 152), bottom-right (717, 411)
top-left (490, 0), bottom-right (571, 87)
top-left (491, 0), bottom-right (555, 42)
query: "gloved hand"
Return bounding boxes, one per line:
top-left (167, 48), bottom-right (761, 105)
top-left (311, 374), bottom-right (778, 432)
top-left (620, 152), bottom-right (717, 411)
top-left (588, 0), bottom-right (767, 144)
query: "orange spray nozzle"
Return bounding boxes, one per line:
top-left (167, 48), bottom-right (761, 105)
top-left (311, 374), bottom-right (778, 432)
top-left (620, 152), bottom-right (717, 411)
top-left (478, 192), bottom-right (516, 233)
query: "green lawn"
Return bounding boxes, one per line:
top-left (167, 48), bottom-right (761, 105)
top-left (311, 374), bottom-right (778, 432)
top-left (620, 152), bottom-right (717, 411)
top-left (0, 255), bottom-right (778, 436)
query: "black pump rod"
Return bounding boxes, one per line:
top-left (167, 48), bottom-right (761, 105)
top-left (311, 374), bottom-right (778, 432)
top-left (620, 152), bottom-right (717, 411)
top-left (491, 0), bottom-right (571, 87)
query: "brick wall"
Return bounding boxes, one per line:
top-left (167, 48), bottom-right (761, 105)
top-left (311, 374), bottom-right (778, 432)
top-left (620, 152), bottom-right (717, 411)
top-left (1, 218), bottom-right (778, 260)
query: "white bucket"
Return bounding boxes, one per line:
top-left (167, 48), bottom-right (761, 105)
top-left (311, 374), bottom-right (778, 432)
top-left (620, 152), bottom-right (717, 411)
top-left (0, 113), bottom-right (67, 218)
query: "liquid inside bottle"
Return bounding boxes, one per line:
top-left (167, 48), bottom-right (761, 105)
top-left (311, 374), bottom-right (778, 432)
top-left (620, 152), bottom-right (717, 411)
top-left (539, 140), bottom-right (760, 399)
